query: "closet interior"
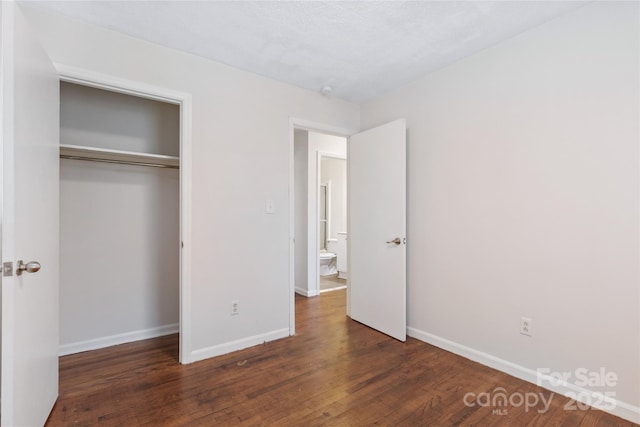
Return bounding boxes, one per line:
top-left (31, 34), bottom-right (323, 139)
top-left (59, 81), bottom-right (180, 356)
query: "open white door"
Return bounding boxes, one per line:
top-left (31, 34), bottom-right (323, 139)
top-left (1, 3), bottom-right (60, 426)
top-left (348, 119), bottom-right (406, 341)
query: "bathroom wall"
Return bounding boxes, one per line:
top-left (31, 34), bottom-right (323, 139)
top-left (320, 156), bottom-right (347, 253)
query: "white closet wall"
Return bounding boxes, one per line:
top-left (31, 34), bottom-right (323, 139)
top-left (60, 82), bottom-right (179, 155)
top-left (59, 82), bottom-right (180, 354)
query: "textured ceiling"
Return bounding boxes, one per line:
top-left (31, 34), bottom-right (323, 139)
top-left (27, 1), bottom-right (585, 103)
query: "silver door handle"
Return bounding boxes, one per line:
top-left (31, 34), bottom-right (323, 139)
top-left (386, 237), bottom-right (401, 245)
top-left (16, 260), bottom-right (41, 276)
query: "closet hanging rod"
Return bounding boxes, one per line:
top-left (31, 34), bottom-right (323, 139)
top-left (60, 155), bottom-right (179, 169)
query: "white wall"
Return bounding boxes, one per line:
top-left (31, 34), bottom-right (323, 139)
top-left (60, 82), bottom-right (179, 156)
top-left (21, 5), bottom-right (360, 360)
top-left (303, 131), bottom-right (346, 296)
top-left (362, 2), bottom-right (639, 419)
top-left (59, 161), bottom-right (179, 353)
top-left (294, 129), bottom-right (308, 293)
top-left (23, 2), bottom-right (639, 421)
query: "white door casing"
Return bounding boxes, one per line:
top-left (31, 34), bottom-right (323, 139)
top-left (348, 119), bottom-right (407, 341)
top-left (55, 63), bottom-right (193, 364)
top-left (288, 118), bottom-right (357, 335)
top-left (1, 2), bottom-right (60, 426)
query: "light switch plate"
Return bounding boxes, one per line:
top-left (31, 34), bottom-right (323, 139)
top-left (266, 199), bottom-right (275, 214)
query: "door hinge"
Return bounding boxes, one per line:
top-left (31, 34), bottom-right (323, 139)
top-left (3, 262), bottom-right (13, 277)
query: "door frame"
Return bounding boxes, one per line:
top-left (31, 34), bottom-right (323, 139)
top-left (56, 64), bottom-right (194, 364)
top-left (288, 118), bottom-right (357, 335)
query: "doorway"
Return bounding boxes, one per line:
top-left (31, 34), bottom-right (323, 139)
top-left (289, 119), bottom-right (355, 335)
top-left (293, 130), bottom-right (347, 296)
top-left (289, 117), bottom-right (407, 341)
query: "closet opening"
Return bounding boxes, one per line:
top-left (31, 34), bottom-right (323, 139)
top-left (58, 73), bottom-right (191, 364)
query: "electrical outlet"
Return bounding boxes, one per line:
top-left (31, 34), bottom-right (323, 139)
top-left (231, 300), bottom-right (240, 316)
top-left (520, 317), bottom-right (532, 336)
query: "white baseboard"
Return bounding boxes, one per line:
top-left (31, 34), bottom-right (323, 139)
top-left (59, 323), bottom-right (179, 356)
top-left (190, 328), bottom-right (290, 363)
top-left (407, 327), bottom-right (640, 424)
top-left (295, 286), bottom-right (319, 297)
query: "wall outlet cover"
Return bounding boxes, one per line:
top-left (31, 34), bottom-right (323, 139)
top-left (520, 317), bottom-right (532, 336)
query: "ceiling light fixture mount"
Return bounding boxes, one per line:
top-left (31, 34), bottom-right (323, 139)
top-left (320, 85), bottom-right (333, 98)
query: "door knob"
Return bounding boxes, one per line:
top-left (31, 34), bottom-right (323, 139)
top-left (16, 260), bottom-right (41, 276)
top-left (386, 237), bottom-right (401, 245)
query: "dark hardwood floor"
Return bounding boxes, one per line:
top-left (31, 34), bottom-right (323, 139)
top-left (46, 290), bottom-right (636, 426)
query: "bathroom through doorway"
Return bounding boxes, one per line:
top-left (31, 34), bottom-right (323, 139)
top-left (293, 128), bottom-right (348, 299)
top-left (318, 153), bottom-right (347, 293)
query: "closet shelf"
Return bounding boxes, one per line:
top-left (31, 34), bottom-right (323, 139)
top-left (60, 144), bottom-right (179, 169)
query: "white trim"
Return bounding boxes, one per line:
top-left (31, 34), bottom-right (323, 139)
top-left (179, 93), bottom-right (193, 364)
top-left (319, 285), bottom-right (347, 294)
top-left (295, 286), bottom-right (319, 297)
top-left (59, 324), bottom-right (179, 356)
top-left (288, 117), bottom-right (357, 338)
top-left (55, 63), bottom-right (184, 105)
top-left (288, 120), bottom-right (296, 336)
top-left (319, 181), bottom-right (330, 251)
top-left (290, 118), bottom-right (356, 138)
top-left (190, 328), bottom-right (290, 363)
top-left (407, 327), bottom-right (640, 424)
top-left (55, 64), bottom-right (194, 364)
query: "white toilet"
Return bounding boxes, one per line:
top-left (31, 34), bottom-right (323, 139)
top-left (319, 252), bottom-right (337, 276)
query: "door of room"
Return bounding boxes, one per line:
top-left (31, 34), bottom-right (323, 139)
top-left (1, 3), bottom-right (61, 425)
top-left (348, 119), bottom-right (407, 341)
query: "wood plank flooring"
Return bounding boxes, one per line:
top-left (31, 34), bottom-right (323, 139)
top-left (46, 290), bottom-right (636, 426)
